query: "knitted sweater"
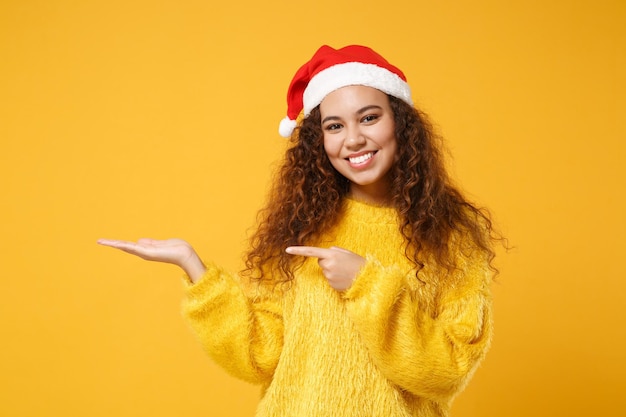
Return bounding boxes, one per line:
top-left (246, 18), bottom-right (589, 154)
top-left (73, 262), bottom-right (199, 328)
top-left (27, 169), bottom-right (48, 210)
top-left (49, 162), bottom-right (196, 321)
top-left (182, 198), bottom-right (493, 417)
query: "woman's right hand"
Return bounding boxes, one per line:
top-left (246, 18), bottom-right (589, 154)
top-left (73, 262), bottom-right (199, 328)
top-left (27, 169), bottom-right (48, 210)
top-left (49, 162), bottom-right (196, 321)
top-left (97, 238), bottom-right (206, 283)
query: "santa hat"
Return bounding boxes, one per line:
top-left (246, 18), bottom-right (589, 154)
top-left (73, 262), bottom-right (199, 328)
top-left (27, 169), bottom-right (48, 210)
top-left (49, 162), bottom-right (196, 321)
top-left (278, 44), bottom-right (413, 138)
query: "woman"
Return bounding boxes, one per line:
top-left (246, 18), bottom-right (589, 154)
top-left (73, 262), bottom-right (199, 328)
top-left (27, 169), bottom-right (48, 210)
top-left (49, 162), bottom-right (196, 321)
top-left (99, 44), bottom-right (499, 417)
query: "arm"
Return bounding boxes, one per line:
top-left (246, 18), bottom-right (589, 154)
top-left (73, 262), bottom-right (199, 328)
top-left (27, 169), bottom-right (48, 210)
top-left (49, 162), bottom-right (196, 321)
top-left (182, 262), bottom-right (284, 384)
top-left (98, 238), bottom-right (284, 384)
top-left (342, 252), bottom-right (493, 401)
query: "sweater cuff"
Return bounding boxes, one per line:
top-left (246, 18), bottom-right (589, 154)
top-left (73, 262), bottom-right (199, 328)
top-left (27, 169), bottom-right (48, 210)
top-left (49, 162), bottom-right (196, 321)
top-left (182, 260), bottom-right (227, 294)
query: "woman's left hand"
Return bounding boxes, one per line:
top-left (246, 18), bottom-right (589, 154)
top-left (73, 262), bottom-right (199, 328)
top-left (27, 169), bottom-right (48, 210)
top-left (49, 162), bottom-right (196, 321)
top-left (285, 246), bottom-right (366, 291)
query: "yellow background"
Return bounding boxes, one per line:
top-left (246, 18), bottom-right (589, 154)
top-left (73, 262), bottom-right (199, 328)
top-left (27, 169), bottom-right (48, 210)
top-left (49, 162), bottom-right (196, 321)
top-left (1, 0), bottom-right (624, 416)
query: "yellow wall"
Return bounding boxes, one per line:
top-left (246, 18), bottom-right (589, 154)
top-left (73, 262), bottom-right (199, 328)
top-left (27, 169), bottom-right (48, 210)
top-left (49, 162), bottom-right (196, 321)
top-left (1, 0), bottom-right (624, 416)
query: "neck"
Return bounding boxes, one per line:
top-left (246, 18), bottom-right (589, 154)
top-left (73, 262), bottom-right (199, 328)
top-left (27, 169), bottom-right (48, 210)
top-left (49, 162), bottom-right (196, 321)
top-left (349, 182), bottom-right (392, 206)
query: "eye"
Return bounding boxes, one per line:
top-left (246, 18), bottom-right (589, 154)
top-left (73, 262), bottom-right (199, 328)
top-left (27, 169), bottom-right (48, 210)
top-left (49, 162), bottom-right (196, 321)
top-left (324, 123), bottom-right (343, 131)
top-left (361, 114), bottom-right (379, 123)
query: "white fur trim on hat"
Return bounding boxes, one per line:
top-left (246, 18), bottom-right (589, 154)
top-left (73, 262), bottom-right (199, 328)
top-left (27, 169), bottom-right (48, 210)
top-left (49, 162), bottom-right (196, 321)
top-left (302, 62), bottom-right (413, 117)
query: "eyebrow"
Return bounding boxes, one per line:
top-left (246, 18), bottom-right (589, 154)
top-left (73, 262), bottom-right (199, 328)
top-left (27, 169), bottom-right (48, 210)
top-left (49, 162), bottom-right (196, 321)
top-left (321, 105), bottom-right (383, 124)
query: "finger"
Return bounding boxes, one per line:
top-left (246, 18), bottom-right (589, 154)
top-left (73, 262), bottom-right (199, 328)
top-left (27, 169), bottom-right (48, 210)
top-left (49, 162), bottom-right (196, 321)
top-left (97, 238), bottom-right (130, 248)
top-left (285, 246), bottom-right (333, 259)
top-left (329, 246), bottom-right (354, 254)
top-left (97, 239), bottom-right (139, 251)
top-left (137, 238), bottom-right (158, 245)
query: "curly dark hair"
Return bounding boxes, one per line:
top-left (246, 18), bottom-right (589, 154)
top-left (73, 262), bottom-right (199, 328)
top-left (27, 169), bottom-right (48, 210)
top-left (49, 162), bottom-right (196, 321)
top-left (243, 95), bottom-right (498, 283)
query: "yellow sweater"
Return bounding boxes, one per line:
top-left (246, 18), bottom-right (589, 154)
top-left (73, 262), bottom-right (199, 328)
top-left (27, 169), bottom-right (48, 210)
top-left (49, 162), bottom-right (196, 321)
top-left (183, 198), bottom-right (493, 417)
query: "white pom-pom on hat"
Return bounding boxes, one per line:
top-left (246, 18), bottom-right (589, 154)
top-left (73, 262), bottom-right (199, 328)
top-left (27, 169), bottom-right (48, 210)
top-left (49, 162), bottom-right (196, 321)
top-left (278, 45), bottom-right (413, 138)
top-left (278, 116), bottom-right (298, 138)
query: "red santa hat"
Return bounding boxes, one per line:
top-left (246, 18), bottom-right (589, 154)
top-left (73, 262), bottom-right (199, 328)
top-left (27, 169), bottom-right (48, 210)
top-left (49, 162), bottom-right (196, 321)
top-left (278, 44), bottom-right (413, 138)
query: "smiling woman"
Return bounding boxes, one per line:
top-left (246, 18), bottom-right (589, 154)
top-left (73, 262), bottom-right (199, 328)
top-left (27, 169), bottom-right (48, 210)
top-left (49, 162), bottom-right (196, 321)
top-left (99, 44), bottom-right (501, 417)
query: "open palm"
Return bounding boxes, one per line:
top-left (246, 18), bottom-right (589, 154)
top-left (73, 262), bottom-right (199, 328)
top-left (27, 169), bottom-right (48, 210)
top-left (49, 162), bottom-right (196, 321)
top-left (97, 238), bottom-right (205, 282)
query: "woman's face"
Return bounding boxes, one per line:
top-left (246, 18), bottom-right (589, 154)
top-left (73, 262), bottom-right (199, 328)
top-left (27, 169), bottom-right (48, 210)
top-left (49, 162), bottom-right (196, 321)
top-left (319, 85), bottom-right (397, 204)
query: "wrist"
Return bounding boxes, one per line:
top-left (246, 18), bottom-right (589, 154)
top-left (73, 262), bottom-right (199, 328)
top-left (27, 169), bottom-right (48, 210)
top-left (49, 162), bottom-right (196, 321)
top-left (181, 251), bottom-right (206, 283)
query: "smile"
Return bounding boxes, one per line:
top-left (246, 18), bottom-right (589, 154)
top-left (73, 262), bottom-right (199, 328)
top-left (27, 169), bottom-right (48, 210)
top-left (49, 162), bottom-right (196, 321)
top-left (348, 151), bottom-right (376, 164)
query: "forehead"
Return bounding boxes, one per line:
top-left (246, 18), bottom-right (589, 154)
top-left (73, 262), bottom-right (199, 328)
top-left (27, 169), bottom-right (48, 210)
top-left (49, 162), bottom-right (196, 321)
top-left (319, 85), bottom-right (390, 115)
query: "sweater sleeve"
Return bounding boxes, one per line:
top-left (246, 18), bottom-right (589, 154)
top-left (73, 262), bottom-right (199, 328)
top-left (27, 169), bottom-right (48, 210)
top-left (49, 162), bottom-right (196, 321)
top-left (181, 261), bottom-right (284, 385)
top-left (342, 251), bottom-right (492, 402)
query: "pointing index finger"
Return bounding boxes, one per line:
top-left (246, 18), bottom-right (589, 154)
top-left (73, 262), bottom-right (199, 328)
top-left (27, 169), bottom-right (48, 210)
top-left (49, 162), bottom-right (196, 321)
top-left (285, 246), bottom-right (332, 259)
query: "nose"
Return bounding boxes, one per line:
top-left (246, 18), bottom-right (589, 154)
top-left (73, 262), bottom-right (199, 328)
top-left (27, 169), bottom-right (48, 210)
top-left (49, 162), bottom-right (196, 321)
top-left (345, 127), bottom-right (366, 150)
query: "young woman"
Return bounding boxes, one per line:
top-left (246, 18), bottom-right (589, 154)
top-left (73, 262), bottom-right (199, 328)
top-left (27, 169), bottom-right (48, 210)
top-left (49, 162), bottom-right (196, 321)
top-left (99, 45), bottom-right (499, 417)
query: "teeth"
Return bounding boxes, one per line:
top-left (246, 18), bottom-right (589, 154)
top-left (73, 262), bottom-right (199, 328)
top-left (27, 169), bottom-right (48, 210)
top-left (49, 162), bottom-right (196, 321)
top-left (349, 152), bottom-right (374, 164)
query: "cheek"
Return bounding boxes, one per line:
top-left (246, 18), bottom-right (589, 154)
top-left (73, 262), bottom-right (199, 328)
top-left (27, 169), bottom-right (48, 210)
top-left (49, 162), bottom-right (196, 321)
top-left (390, 138), bottom-right (399, 159)
top-left (322, 140), bottom-right (344, 171)
top-left (322, 136), bottom-right (340, 158)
